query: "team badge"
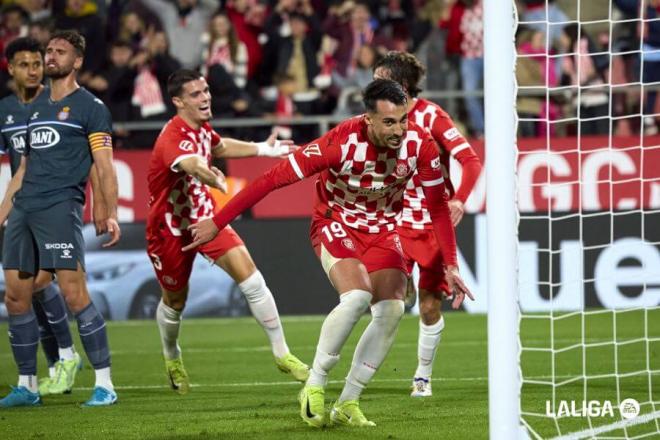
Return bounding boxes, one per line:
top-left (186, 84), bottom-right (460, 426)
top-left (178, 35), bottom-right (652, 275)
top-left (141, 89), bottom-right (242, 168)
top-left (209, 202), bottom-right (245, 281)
top-left (342, 238), bottom-right (355, 251)
top-left (395, 162), bottom-right (409, 177)
top-left (430, 157), bottom-right (441, 170)
top-left (58, 106), bottom-right (70, 121)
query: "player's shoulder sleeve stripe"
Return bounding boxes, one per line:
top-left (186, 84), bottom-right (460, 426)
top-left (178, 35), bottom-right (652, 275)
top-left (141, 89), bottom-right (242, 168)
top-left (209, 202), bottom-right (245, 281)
top-left (288, 154), bottom-right (305, 180)
top-left (89, 132), bottom-right (113, 151)
top-left (450, 142), bottom-right (471, 157)
top-left (170, 153), bottom-right (200, 172)
top-left (421, 176), bottom-right (445, 187)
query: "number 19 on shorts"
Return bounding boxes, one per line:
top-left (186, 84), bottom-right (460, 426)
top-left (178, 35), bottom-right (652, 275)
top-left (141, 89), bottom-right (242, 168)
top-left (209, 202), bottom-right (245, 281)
top-left (321, 222), bottom-right (347, 242)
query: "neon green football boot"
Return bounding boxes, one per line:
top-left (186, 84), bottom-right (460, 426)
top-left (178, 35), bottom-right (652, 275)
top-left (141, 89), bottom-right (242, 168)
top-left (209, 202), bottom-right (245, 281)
top-left (275, 353), bottom-right (310, 382)
top-left (165, 357), bottom-right (190, 395)
top-left (330, 400), bottom-right (376, 427)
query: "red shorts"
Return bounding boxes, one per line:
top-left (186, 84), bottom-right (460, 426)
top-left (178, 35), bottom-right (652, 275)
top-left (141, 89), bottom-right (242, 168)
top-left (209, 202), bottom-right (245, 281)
top-left (146, 225), bottom-right (244, 291)
top-left (398, 227), bottom-right (448, 294)
top-left (310, 216), bottom-right (407, 275)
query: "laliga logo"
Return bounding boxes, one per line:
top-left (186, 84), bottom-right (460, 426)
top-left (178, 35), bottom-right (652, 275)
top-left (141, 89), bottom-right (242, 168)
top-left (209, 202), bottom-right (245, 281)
top-left (545, 398), bottom-right (640, 419)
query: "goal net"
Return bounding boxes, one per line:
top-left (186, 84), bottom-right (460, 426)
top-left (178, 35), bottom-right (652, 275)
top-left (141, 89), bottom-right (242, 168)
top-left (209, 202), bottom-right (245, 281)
top-left (508, 0), bottom-right (660, 438)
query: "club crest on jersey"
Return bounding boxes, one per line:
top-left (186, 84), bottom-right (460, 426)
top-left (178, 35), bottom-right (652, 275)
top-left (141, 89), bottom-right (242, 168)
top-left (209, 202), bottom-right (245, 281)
top-left (342, 238), bottom-right (355, 251)
top-left (395, 162), bottom-right (409, 177)
top-left (431, 157), bottom-right (441, 170)
top-left (5, 114), bottom-right (13, 124)
top-left (302, 143), bottom-right (321, 158)
top-left (178, 140), bottom-right (194, 152)
top-left (57, 106), bottom-right (70, 121)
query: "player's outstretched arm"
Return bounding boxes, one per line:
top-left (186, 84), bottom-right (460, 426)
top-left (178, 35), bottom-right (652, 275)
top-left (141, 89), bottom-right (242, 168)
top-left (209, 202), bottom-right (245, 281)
top-left (177, 155), bottom-right (228, 193)
top-left (213, 131), bottom-right (298, 159)
top-left (89, 164), bottom-right (109, 236)
top-left (0, 156), bottom-right (26, 225)
top-left (91, 148), bottom-right (121, 247)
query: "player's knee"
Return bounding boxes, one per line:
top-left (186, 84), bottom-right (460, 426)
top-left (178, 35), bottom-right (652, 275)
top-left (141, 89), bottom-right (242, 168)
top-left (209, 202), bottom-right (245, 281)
top-left (162, 287), bottom-right (188, 311)
top-left (419, 291), bottom-right (441, 324)
top-left (33, 271), bottom-right (53, 292)
top-left (59, 281), bottom-right (89, 313)
top-left (4, 290), bottom-right (31, 314)
top-left (371, 299), bottom-right (405, 326)
top-left (337, 289), bottom-right (372, 319)
top-left (238, 270), bottom-right (268, 303)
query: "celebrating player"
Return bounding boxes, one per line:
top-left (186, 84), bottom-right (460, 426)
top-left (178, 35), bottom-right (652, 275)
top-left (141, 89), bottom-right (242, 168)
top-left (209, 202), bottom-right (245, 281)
top-left (374, 51), bottom-right (482, 397)
top-left (146, 69), bottom-right (309, 395)
top-left (0, 30), bottom-right (120, 408)
top-left (185, 79), bottom-right (474, 427)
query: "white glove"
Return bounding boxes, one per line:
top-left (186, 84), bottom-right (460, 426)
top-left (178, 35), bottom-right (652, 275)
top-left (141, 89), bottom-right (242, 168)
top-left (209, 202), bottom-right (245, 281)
top-left (255, 140), bottom-right (291, 157)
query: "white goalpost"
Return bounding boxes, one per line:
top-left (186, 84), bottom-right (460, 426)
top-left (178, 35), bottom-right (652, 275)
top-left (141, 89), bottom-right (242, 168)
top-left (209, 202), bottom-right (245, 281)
top-left (485, 0), bottom-right (660, 439)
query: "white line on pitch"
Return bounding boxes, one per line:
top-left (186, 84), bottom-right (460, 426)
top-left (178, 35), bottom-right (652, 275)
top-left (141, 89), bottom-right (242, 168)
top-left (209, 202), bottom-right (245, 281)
top-left (550, 410), bottom-right (660, 440)
top-left (69, 376), bottom-right (491, 391)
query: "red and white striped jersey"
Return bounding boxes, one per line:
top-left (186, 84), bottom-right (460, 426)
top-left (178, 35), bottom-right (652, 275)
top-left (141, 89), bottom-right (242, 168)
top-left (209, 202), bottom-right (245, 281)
top-left (398, 98), bottom-right (481, 230)
top-left (288, 116), bottom-right (444, 233)
top-left (211, 115), bottom-right (458, 265)
top-left (147, 115), bottom-right (221, 236)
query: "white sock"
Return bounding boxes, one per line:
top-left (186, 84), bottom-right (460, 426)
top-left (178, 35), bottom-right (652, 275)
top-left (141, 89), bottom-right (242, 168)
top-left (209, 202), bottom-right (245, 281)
top-left (339, 299), bottom-right (404, 402)
top-left (59, 346), bottom-right (75, 361)
top-left (414, 316), bottom-right (445, 379)
top-left (307, 289), bottom-right (372, 387)
top-left (156, 300), bottom-right (182, 360)
top-left (95, 367), bottom-right (114, 391)
top-left (239, 271), bottom-right (289, 359)
top-left (48, 366), bottom-right (56, 378)
top-left (18, 375), bottom-right (38, 393)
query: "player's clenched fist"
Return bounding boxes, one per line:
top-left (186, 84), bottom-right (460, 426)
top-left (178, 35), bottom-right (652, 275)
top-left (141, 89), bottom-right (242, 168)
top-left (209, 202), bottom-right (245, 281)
top-left (182, 218), bottom-right (219, 252)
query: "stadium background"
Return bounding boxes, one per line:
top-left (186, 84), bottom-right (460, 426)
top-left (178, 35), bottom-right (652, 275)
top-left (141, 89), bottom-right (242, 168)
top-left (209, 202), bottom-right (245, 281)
top-left (0, 0), bottom-right (658, 318)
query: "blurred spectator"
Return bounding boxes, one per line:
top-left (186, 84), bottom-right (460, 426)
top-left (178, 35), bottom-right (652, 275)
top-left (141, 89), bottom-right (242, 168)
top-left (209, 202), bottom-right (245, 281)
top-left (55, 0), bottom-right (106, 77)
top-left (458, 0), bottom-right (483, 137)
top-left (641, 0), bottom-right (660, 134)
top-left (560, 24), bottom-right (610, 135)
top-left (332, 44), bottom-right (380, 116)
top-left (117, 11), bottom-right (150, 52)
top-left (141, 0), bottom-right (219, 69)
top-left (16, 0), bottom-right (51, 22)
top-left (1, 5), bottom-right (29, 50)
top-left (517, 28), bottom-right (559, 136)
top-left (226, 0), bottom-right (267, 80)
top-left (520, 0), bottom-right (569, 48)
top-left (88, 40), bottom-right (138, 123)
top-left (438, 0), bottom-right (464, 115)
top-left (332, 43), bottom-right (379, 90)
top-left (272, 12), bottom-right (321, 93)
top-left (322, 1), bottom-right (392, 78)
top-left (270, 73), bottom-right (297, 139)
top-left (28, 17), bottom-right (53, 46)
top-left (201, 12), bottom-right (248, 89)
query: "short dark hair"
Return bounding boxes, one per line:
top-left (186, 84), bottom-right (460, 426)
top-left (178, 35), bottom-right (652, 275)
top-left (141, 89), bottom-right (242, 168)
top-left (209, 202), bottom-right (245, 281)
top-left (167, 69), bottom-right (203, 98)
top-left (373, 51), bottom-right (425, 98)
top-left (5, 37), bottom-right (43, 63)
top-left (362, 79), bottom-right (407, 113)
top-left (49, 29), bottom-right (86, 56)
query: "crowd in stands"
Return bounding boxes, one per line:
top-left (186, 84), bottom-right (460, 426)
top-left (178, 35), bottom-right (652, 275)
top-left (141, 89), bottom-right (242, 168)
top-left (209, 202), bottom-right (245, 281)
top-left (0, 0), bottom-right (657, 148)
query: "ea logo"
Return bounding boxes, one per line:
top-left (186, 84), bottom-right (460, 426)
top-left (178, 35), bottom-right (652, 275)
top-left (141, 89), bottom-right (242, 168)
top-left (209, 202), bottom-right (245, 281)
top-left (619, 398), bottom-right (640, 420)
top-left (30, 127), bottom-right (60, 149)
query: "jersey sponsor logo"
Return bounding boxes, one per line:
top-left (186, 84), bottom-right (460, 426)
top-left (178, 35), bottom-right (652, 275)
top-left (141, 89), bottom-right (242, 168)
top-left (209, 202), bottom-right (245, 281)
top-left (430, 157), bottom-right (441, 170)
top-left (443, 127), bottom-right (460, 141)
top-left (45, 242), bottom-right (74, 250)
top-left (30, 127), bottom-right (60, 149)
top-left (5, 114), bottom-right (13, 124)
top-left (178, 140), bottom-right (194, 152)
top-left (302, 143), bottom-right (321, 158)
top-left (57, 106), bottom-right (70, 121)
top-left (395, 162), bottom-right (409, 177)
top-left (10, 131), bottom-right (26, 153)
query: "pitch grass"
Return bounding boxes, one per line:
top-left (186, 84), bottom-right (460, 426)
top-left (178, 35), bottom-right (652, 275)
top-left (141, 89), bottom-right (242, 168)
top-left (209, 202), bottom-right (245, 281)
top-left (0, 312), bottom-right (658, 439)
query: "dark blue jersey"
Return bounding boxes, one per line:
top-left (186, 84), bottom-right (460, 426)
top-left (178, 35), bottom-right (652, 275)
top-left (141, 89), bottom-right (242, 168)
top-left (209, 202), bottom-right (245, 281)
top-left (0, 93), bottom-right (32, 176)
top-left (14, 87), bottom-right (113, 212)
